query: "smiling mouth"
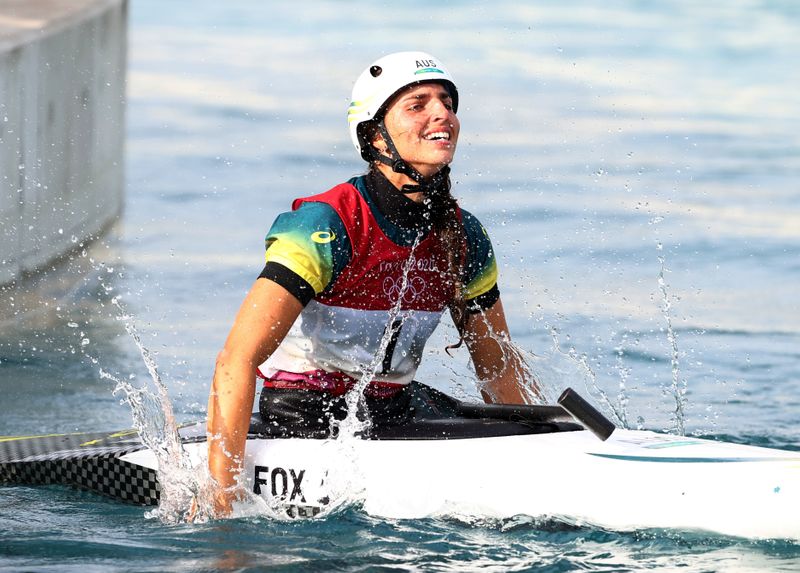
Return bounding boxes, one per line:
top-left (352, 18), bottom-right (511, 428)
top-left (423, 131), bottom-right (451, 141)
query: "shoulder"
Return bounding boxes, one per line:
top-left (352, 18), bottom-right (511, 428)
top-left (267, 200), bottom-right (346, 242)
top-left (458, 207), bottom-right (498, 300)
top-left (273, 177), bottom-right (369, 232)
top-left (293, 177), bottom-right (365, 212)
top-left (290, 199), bottom-right (343, 224)
top-left (265, 190), bottom-right (355, 296)
top-left (461, 209), bottom-right (497, 288)
top-left (459, 208), bottom-right (493, 247)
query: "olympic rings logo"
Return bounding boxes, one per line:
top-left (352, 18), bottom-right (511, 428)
top-left (383, 275), bottom-right (426, 303)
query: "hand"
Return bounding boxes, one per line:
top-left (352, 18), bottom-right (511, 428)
top-left (184, 484), bottom-right (238, 523)
top-left (212, 487), bottom-right (236, 517)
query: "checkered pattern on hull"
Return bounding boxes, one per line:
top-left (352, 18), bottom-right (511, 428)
top-left (0, 429), bottom-right (160, 505)
top-left (1, 454), bottom-right (160, 505)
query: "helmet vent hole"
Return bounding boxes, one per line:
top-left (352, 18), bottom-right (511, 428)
top-left (370, 65), bottom-right (382, 78)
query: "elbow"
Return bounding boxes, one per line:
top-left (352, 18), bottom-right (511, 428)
top-left (213, 346), bottom-right (260, 383)
top-left (214, 347), bottom-right (232, 373)
top-left (213, 348), bottom-right (232, 381)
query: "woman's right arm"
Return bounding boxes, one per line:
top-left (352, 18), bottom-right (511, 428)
top-left (459, 297), bottom-right (544, 405)
top-left (207, 278), bottom-right (303, 516)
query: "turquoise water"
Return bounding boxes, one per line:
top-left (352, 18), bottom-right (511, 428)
top-left (2, 0), bottom-right (800, 570)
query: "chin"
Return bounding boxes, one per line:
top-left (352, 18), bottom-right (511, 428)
top-left (424, 154), bottom-right (456, 170)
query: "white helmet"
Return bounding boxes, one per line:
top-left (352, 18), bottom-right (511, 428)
top-left (348, 51), bottom-right (459, 161)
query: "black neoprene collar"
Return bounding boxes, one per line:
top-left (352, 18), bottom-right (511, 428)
top-left (364, 168), bottom-right (433, 232)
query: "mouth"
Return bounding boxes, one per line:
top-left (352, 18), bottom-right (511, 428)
top-left (423, 131), bottom-right (451, 142)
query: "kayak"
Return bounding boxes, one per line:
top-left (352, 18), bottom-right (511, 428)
top-left (1, 386), bottom-right (798, 540)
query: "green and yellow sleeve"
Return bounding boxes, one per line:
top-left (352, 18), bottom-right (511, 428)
top-left (264, 202), bottom-right (351, 295)
top-left (461, 209), bottom-right (500, 310)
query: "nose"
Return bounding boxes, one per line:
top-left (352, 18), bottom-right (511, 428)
top-left (429, 97), bottom-right (453, 120)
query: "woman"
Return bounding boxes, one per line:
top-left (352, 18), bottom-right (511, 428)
top-left (207, 51), bottom-right (540, 516)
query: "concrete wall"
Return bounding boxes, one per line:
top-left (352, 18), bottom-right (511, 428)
top-left (0, 0), bottom-right (127, 285)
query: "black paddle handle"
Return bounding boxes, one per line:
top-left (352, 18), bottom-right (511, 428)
top-left (558, 387), bottom-right (616, 441)
top-left (456, 402), bottom-right (571, 423)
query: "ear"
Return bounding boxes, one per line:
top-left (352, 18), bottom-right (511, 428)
top-left (371, 131), bottom-right (388, 154)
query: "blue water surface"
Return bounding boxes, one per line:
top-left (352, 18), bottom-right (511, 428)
top-left (1, 0), bottom-right (799, 570)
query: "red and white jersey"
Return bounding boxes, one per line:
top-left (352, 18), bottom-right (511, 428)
top-left (259, 176), bottom-right (498, 387)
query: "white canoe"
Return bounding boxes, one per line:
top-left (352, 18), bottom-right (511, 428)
top-left (3, 388), bottom-right (799, 540)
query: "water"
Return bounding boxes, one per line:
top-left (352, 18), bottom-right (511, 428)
top-left (2, 0), bottom-right (800, 569)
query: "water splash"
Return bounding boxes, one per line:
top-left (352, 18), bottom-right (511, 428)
top-left (98, 298), bottom-right (213, 524)
top-left (539, 327), bottom-right (629, 428)
top-left (335, 236), bottom-right (424, 440)
top-left (613, 338), bottom-right (632, 430)
top-left (657, 246), bottom-right (687, 436)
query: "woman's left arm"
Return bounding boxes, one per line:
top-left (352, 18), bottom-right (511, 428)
top-left (459, 298), bottom-right (544, 405)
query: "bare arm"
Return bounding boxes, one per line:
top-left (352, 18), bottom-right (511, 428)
top-left (458, 298), bottom-right (543, 405)
top-left (207, 278), bottom-right (303, 515)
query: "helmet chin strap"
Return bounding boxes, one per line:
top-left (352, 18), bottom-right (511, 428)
top-left (373, 120), bottom-right (449, 195)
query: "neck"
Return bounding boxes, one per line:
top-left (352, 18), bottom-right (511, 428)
top-left (374, 163), bottom-right (425, 202)
top-left (375, 163), bottom-right (425, 203)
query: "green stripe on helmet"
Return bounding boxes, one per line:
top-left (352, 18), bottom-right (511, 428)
top-left (414, 67), bottom-right (445, 75)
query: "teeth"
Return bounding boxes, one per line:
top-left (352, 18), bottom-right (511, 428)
top-left (424, 132), bottom-right (450, 141)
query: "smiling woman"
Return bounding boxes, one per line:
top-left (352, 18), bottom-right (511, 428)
top-left (205, 50), bottom-right (543, 516)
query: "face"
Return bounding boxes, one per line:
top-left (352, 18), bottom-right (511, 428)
top-left (373, 82), bottom-right (460, 179)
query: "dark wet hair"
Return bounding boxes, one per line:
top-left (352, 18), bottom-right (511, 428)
top-left (424, 167), bottom-right (469, 349)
